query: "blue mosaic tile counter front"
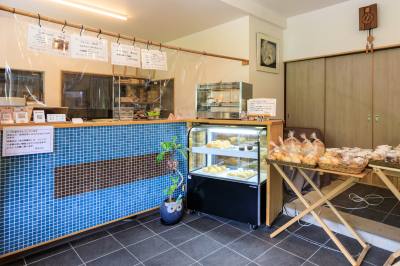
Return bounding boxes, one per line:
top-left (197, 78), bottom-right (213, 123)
top-left (0, 122), bottom-right (187, 256)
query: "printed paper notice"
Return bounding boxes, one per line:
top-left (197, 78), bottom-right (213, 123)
top-left (111, 43), bottom-right (141, 67)
top-left (27, 24), bottom-right (70, 56)
top-left (2, 126), bottom-right (54, 157)
top-left (70, 35), bottom-right (108, 61)
top-left (141, 49), bottom-right (168, 71)
top-left (247, 98), bottom-right (276, 117)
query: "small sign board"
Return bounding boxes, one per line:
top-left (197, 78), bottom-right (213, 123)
top-left (247, 98), bottom-right (276, 117)
top-left (2, 126), bottom-right (54, 157)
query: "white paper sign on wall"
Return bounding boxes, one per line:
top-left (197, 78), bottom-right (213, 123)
top-left (247, 98), bottom-right (277, 117)
top-left (2, 126), bottom-right (54, 157)
top-left (111, 43), bottom-right (141, 68)
top-left (141, 49), bottom-right (168, 71)
top-left (27, 24), bottom-right (70, 56)
top-left (70, 35), bottom-right (108, 62)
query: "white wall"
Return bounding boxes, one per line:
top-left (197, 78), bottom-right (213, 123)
top-left (249, 16), bottom-right (284, 119)
top-left (163, 16), bottom-right (250, 118)
top-left (283, 0), bottom-right (400, 61)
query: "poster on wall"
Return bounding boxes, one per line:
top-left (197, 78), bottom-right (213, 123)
top-left (2, 126), bottom-right (54, 157)
top-left (141, 49), bottom-right (168, 71)
top-left (27, 24), bottom-right (70, 56)
top-left (247, 98), bottom-right (276, 117)
top-left (111, 43), bottom-right (141, 67)
top-left (70, 34), bottom-right (108, 62)
top-left (256, 32), bottom-right (280, 74)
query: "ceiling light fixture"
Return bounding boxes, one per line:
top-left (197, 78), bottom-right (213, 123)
top-left (51, 0), bottom-right (127, 21)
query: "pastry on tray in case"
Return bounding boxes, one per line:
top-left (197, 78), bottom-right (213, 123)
top-left (202, 165), bottom-right (227, 174)
top-left (227, 169), bottom-right (256, 179)
top-left (206, 140), bottom-right (232, 149)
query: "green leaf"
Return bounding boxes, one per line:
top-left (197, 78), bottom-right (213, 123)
top-left (156, 152), bottom-right (165, 163)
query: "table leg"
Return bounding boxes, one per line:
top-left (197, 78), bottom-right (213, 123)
top-left (374, 168), bottom-right (400, 201)
top-left (271, 164), bottom-right (365, 265)
top-left (297, 168), bottom-right (368, 249)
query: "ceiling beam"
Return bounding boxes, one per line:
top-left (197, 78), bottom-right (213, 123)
top-left (219, 0), bottom-right (287, 29)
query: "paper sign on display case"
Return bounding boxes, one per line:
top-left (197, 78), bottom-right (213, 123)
top-left (141, 49), bottom-right (168, 71)
top-left (111, 42), bottom-right (141, 68)
top-left (70, 34), bottom-right (108, 62)
top-left (2, 126), bottom-right (54, 157)
top-left (27, 24), bottom-right (70, 56)
top-left (247, 98), bottom-right (277, 117)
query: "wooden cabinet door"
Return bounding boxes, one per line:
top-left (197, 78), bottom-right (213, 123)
top-left (325, 53), bottom-right (373, 148)
top-left (286, 58), bottom-right (325, 134)
top-left (373, 48), bottom-right (400, 146)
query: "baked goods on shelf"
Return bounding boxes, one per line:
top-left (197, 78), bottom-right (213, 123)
top-left (318, 147), bottom-right (370, 174)
top-left (206, 140), bottom-right (232, 149)
top-left (227, 169), bottom-right (256, 179)
top-left (202, 165), bottom-right (227, 174)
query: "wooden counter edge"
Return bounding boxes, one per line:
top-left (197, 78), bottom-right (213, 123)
top-left (0, 119), bottom-right (284, 130)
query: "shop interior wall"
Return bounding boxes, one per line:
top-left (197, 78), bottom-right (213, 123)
top-left (283, 0), bottom-right (400, 61)
top-left (159, 16), bottom-right (250, 118)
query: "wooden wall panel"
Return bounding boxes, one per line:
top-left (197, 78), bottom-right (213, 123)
top-left (325, 54), bottom-right (373, 148)
top-left (286, 59), bottom-right (325, 134)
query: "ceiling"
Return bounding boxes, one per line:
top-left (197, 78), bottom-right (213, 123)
top-left (252, 0), bottom-right (351, 17)
top-left (0, 0), bottom-right (247, 42)
top-left (0, 0), bottom-right (352, 43)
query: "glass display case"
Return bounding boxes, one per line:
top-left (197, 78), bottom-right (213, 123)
top-left (187, 124), bottom-right (268, 228)
top-left (196, 82), bottom-right (252, 119)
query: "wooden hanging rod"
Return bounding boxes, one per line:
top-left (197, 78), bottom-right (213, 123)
top-left (0, 4), bottom-right (250, 65)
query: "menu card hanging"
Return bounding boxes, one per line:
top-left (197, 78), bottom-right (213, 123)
top-left (27, 24), bottom-right (70, 56)
top-left (247, 98), bottom-right (277, 117)
top-left (111, 42), bottom-right (141, 67)
top-left (70, 35), bottom-right (108, 61)
top-left (2, 126), bottom-right (54, 157)
top-left (141, 49), bottom-right (168, 71)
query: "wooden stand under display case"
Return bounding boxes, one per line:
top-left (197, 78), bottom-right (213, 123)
top-left (187, 119), bottom-right (283, 227)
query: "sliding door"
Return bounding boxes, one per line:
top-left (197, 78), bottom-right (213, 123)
top-left (325, 53), bottom-right (373, 148)
top-left (286, 58), bottom-right (325, 134)
top-left (373, 48), bottom-right (400, 146)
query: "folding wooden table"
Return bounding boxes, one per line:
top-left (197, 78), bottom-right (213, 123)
top-left (369, 164), bottom-right (400, 266)
top-left (270, 162), bottom-right (370, 266)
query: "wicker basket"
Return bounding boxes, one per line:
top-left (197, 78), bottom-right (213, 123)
top-left (369, 160), bottom-right (400, 169)
top-left (318, 162), bottom-right (367, 174)
top-left (266, 159), bottom-right (317, 169)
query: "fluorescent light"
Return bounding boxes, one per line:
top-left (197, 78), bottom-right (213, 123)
top-left (52, 0), bottom-right (127, 20)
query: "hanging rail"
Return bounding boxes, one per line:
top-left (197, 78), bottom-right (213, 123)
top-left (0, 4), bottom-right (250, 65)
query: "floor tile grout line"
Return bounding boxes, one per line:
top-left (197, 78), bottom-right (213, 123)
top-left (69, 243), bottom-right (86, 266)
top-left (382, 200), bottom-right (399, 222)
top-left (300, 235), bottom-right (332, 265)
top-left (107, 231), bottom-right (145, 266)
top-left (72, 233), bottom-right (112, 249)
top-left (23, 257), bottom-right (27, 266)
top-left (25, 247), bottom-right (72, 265)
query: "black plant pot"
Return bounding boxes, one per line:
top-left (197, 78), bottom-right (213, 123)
top-left (160, 199), bottom-right (183, 225)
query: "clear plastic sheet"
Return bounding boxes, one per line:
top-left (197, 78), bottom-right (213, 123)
top-left (0, 11), bottom-right (247, 122)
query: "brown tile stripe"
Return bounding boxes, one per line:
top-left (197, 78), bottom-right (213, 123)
top-left (54, 153), bottom-right (170, 198)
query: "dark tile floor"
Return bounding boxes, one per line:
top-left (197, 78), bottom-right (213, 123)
top-left (331, 183), bottom-right (400, 228)
top-left (3, 211), bottom-right (392, 266)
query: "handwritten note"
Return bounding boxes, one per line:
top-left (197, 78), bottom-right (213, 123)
top-left (70, 35), bottom-right (108, 61)
top-left (141, 49), bottom-right (168, 71)
top-left (247, 98), bottom-right (276, 117)
top-left (2, 126), bottom-right (54, 157)
top-left (111, 43), bottom-right (141, 67)
top-left (27, 24), bottom-right (70, 56)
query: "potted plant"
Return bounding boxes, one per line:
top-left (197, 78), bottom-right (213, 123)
top-left (156, 136), bottom-right (187, 225)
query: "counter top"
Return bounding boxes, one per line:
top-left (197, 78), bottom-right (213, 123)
top-left (187, 119), bottom-right (283, 126)
top-left (0, 118), bottom-right (284, 130)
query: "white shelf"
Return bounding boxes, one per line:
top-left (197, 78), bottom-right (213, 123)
top-left (190, 169), bottom-right (260, 184)
top-left (191, 146), bottom-right (258, 159)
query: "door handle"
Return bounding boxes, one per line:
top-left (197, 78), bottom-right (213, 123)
top-left (375, 114), bottom-right (380, 122)
top-left (367, 114), bottom-right (371, 121)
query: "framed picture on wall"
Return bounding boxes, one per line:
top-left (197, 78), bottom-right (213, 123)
top-left (256, 33), bottom-right (280, 74)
